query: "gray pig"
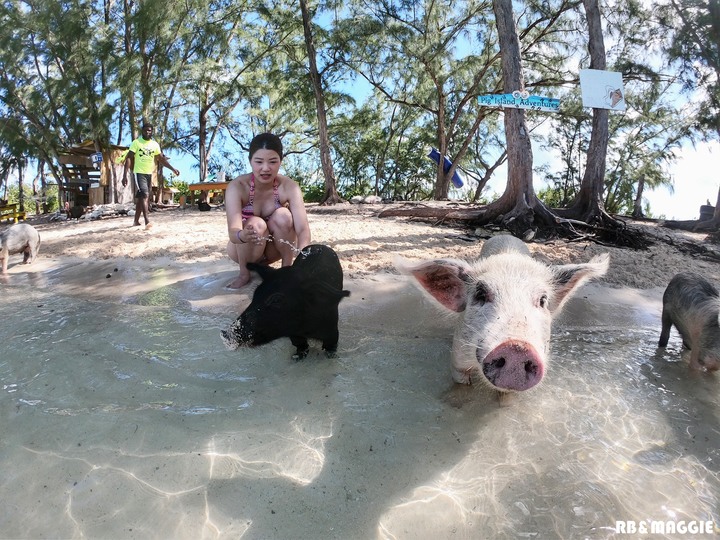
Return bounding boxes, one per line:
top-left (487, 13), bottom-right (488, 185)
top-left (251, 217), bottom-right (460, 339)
top-left (658, 272), bottom-right (720, 371)
top-left (1, 222), bottom-right (40, 274)
top-left (398, 235), bottom-right (609, 393)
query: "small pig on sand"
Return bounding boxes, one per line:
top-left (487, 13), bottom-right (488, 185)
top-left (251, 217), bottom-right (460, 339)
top-left (221, 244), bottom-right (350, 359)
top-left (398, 235), bottom-right (609, 393)
top-left (658, 272), bottom-right (720, 371)
top-left (1, 222), bottom-right (41, 274)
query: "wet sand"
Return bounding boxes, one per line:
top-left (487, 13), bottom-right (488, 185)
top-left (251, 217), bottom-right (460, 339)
top-left (1, 207), bottom-right (719, 538)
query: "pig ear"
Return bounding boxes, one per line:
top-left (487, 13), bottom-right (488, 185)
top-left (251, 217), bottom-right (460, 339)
top-left (549, 253), bottom-right (609, 313)
top-left (302, 280), bottom-right (351, 302)
top-left (396, 257), bottom-right (471, 312)
top-left (247, 262), bottom-right (277, 281)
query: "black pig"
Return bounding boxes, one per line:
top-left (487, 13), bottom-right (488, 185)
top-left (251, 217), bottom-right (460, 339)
top-left (221, 244), bottom-right (350, 359)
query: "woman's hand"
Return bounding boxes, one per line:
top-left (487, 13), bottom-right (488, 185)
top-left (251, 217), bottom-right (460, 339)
top-left (242, 224), bottom-right (263, 245)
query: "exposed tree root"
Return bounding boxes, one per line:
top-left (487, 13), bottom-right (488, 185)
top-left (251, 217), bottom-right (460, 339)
top-left (378, 203), bottom-right (653, 249)
top-left (377, 205), bottom-right (484, 222)
top-left (587, 221), bottom-right (652, 249)
top-left (707, 230), bottom-right (720, 245)
top-left (319, 193), bottom-right (346, 205)
top-left (662, 218), bottom-right (720, 233)
top-left (653, 231), bottom-right (720, 263)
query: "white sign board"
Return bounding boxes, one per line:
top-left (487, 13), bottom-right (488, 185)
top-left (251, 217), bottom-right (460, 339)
top-left (579, 69), bottom-right (626, 111)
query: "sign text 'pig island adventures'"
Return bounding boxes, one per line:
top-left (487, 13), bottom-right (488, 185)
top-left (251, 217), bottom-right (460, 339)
top-left (478, 92), bottom-right (561, 112)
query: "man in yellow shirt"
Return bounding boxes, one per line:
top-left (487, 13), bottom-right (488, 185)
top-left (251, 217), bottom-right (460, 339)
top-left (122, 122), bottom-right (180, 230)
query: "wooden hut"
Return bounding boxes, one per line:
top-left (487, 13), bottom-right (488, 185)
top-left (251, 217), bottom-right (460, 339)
top-left (56, 142), bottom-right (133, 206)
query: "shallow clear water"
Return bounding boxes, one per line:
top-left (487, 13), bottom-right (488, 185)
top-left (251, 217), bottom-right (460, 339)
top-left (1, 266), bottom-right (719, 539)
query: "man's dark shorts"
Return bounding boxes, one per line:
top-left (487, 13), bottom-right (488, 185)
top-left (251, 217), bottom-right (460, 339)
top-left (135, 173), bottom-right (152, 199)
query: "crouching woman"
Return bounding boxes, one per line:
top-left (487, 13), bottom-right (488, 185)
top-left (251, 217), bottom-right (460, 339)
top-left (225, 133), bottom-right (311, 289)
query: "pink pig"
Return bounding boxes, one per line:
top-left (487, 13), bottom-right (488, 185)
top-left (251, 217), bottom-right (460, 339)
top-left (398, 235), bottom-right (609, 393)
top-left (1, 222), bottom-right (40, 274)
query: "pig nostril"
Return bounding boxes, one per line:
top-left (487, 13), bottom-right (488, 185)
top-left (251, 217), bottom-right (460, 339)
top-left (482, 342), bottom-right (544, 392)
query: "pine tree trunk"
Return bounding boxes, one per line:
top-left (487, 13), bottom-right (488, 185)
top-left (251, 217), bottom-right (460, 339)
top-left (199, 104), bottom-right (208, 183)
top-left (38, 161), bottom-right (48, 214)
top-left (433, 90), bottom-right (451, 200)
top-left (632, 175), bottom-right (645, 218)
top-left (299, 0), bottom-right (343, 205)
top-left (558, 0), bottom-right (611, 223)
top-left (491, 0), bottom-right (537, 217)
top-left (18, 164), bottom-right (24, 213)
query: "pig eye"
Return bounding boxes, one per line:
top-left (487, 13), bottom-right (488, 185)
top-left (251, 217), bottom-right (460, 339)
top-left (473, 283), bottom-right (492, 305)
top-left (539, 294), bottom-right (548, 309)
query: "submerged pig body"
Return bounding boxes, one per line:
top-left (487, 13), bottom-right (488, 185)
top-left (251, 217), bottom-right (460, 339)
top-left (658, 272), bottom-right (720, 371)
top-left (1, 222), bottom-right (40, 274)
top-left (399, 235), bottom-right (609, 393)
top-left (221, 244), bottom-right (350, 359)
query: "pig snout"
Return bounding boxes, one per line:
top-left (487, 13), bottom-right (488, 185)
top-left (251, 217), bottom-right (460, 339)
top-left (221, 315), bottom-right (255, 351)
top-left (220, 329), bottom-right (241, 351)
top-left (480, 340), bottom-right (545, 392)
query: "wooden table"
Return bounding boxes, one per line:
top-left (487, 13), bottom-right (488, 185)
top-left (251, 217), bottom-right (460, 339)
top-left (187, 182), bottom-right (229, 204)
top-left (0, 203), bottom-right (25, 223)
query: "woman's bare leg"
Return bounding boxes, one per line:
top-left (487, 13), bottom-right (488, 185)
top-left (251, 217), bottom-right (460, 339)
top-left (226, 217), bottom-right (269, 288)
top-left (266, 208), bottom-right (297, 267)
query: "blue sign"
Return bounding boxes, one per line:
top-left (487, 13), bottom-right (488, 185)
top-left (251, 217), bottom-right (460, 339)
top-left (427, 148), bottom-right (465, 188)
top-left (478, 93), bottom-right (560, 112)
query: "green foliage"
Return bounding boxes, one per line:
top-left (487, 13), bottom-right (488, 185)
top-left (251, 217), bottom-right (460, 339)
top-left (603, 77), bottom-right (685, 213)
top-left (43, 184), bottom-right (60, 213)
top-left (537, 181), bottom-right (573, 210)
top-left (658, 0), bottom-right (720, 139)
top-left (166, 178), bottom-right (190, 198)
top-left (335, 0), bottom-right (505, 199)
top-left (3, 183), bottom-right (58, 215)
top-left (302, 183), bottom-right (327, 203)
top-left (533, 1), bottom-right (700, 220)
top-left (0, 0), bottom-right (713, 219)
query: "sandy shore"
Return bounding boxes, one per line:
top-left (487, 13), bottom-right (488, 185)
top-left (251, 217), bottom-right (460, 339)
top-left (3, 203), bottom-right (720, 539)
top-left (14, 202), bottom-right (720, 290)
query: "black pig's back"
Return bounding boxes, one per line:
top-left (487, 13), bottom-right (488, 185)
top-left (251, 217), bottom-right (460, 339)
top-left (293, 244), bottom-right (345, 291)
